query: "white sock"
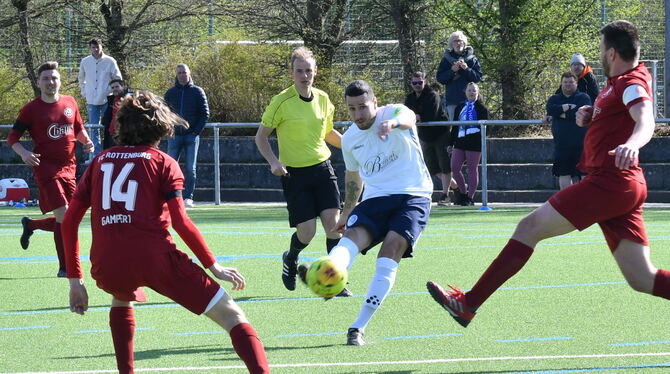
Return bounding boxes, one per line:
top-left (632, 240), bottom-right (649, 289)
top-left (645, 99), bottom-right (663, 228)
top-left (328, 237), bottom-right (359, 270)
top-left (351, 257), bottom-right (398, 330)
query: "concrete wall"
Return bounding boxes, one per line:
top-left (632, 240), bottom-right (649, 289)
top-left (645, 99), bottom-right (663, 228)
top-left (2, 137), bottom-right (670, 203)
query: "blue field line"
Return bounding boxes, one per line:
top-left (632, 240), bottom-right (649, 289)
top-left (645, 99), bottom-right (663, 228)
top-left (278, 331), bottom-right (343, 338)
top-left (518, 362), bottom-right (670, 373)
top-left (0, 325), bottom-right (50, 331)
top-left (496, 336), bottom-right (574, 343)
top-left (74, 327), bottom-right (152, 334)
top-left (175, 330), bottom-right (226, 336)
top-left (611, 340), bottom-right (670, 347)
top-left (383, 333), bottom-right (462, 340)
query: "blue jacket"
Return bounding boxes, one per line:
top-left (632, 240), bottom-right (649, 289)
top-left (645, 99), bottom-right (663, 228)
top-left (436, 46), bottom-right (483, 105)
top-left (164, 78), bottom-right (209, 135)
top-left (546, 91), bottom-right (591, 148)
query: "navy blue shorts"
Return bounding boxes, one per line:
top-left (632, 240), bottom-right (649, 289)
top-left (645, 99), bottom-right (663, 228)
top-left (281, 160), bottom-right (341, 227)
top-left (345, 194), bottom-right (431, 258)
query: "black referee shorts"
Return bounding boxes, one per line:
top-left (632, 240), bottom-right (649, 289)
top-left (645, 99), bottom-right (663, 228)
top-left (281, 160), bottom-right (341, 227)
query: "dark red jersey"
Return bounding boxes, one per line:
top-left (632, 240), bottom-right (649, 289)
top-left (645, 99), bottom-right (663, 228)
top-left (72, 145), bottom-right (184, 279)
top-left (12, 95), bottom-right (84, 179)
top-left (579, 63), bottom-right (652, 174)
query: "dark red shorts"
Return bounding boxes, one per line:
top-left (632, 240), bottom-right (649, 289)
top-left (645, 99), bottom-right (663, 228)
top-left (93, 249), bottom-right (222, 315)
top-left (549, 171), bottom-right (648, 251)
top-left (37, 176), bottom-right (76, 214)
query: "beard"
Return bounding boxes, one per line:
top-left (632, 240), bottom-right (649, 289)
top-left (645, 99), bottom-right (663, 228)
top-left (601, 58), bottom-right (611, 78)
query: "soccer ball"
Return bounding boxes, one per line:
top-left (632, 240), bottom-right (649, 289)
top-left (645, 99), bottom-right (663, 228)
top-left (306, 256), bottom-right (347, 298)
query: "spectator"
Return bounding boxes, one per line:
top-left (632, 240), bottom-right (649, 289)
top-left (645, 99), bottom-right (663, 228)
top-left (448, 82), bottom-right (489, 206)
top-left (164, 64), bottom-right (210, 208)
top-left (101, 78), bottom-right (131, 149)
top-left (404, 72), bottom-right (453, 205)
top-left (78, 38), bottom-right (122, 162)
top-left (555, 53), bottom-right (600, 104)
top-left (255, 47), bottom-right (348, 296)
top-left (437, 31), bottom-right (483, 121)
top-left (546, 72), bottom-right (591, 190)
top-left (63, 91), bottom-right (269, 374)
top-left (8, 61), bottom-right (93, 277)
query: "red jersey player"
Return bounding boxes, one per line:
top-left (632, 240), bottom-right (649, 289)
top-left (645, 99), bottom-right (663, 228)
top-left (7, 61), bottom-right (93, 277)
top-left (62, 91), bottom-right (269, 374)
top-left (427, 20), bottom-right (670, 328)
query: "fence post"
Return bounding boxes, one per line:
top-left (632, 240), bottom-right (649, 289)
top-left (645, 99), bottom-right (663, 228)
top-left (213, 125), bottom-right (221, 205)
top-left (479, 120), bottom-right (492, 211)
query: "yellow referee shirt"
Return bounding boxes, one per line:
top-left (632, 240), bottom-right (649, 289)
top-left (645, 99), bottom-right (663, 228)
top-left (261, 85), bottom-right (335, 168)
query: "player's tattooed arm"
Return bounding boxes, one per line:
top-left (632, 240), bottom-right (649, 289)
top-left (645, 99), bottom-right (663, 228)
top-left (342, 170), bottom-right (363, 213)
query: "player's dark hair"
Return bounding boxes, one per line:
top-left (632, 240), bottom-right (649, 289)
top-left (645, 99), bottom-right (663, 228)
top-left (600, 20), bottom-right (639, 62)
top-left (561, 71), bottom-right (578, 81)
top-left (37, 61), bottom-right (58, 76)
top-left (89, 37), bottom-right (102, 47)
top-left (115, 90), bottom-right (188, 146)
top-left (411, 71), bottom-right (425, 79)
top-left (109, 78), bottom-right (124, 86)
top-left (344, 80), bottom-right (375, 98)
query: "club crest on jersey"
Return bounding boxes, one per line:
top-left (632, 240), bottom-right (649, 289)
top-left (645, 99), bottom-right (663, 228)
top-left (63, 107), bottom-right (74, 118)
top-left (47, 123), bottom-right (73, 140)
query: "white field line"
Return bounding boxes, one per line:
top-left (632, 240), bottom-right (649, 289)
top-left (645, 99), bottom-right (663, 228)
top-left (7, 351), bottom-right (670, 374)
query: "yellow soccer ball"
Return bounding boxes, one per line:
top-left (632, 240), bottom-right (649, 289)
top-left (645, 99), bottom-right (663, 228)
top-left (306, 256), bottom-right (347, 298)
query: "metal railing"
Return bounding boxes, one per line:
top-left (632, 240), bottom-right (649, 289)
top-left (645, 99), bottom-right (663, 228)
top-left (4, 118), bottom-right (670, 208)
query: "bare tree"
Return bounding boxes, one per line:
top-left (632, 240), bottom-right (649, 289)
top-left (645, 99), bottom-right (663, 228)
top-left (221, 0), bottom-right (362, 76)
top-left (11, 0), bottom-right (39, 96)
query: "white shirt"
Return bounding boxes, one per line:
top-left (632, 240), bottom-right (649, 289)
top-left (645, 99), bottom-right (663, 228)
top-left (341, 104), bottom-right (433, 201)
top-left (78, 54), bottom-right (122, 105)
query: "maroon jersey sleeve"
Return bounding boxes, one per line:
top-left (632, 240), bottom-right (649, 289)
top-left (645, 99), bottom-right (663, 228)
top-left (71, 98), bottom-right (84, 136)
top-left (161, 154), bottom-right (184, 196)
top-left (72, 159), bottom-right (93, 204)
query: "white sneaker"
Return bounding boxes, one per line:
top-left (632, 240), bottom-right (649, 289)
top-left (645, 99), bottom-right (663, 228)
top-left (184, 198), bottom-right (194, 208)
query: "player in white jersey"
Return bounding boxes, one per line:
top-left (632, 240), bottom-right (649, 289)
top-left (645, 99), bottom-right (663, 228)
top-left (299, 80), bottom-right (433, 345)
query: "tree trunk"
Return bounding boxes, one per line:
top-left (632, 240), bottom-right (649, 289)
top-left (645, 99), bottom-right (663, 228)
top-left (100, 0), bottom-right (129, 83)
top-left (389, 0), bottom-right (421, 93)
top-left (12, 0), bottom-right (39, 97)
top-left (498, 0), bottom-right (529, 119)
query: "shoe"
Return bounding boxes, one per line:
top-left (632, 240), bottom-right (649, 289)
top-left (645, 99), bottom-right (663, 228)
top-left (347, 328), bottom-right (365, 346)
top-left (282, 251), bottom-right (298, 291)
top-left (297, 263), bottom-right (308, 286)
top-left (184, 198), bottom-right (194, 208)
top-left (466, 196), bottom-right (475, 206)
top-left (20, 217), bottom-right (34, 250)
top-left (437, 193), bottom-right (450, 206)
top-left (57, 268), bottom-right (67, 278)
top-left (426, 281), bottom-right (475, 328)
top-left (336, 287), bottom-right (353, 297)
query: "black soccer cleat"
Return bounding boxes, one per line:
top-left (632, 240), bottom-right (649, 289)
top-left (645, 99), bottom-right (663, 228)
top-left (281, 251), bottom-right (298, 291)
top-left (346, 328), bottom-right (365, 346)
top-left (20, 217), bottom-right (34, 250)
top-left (336, 287), bottom-right (353, 297)
top-left (297, 263), bottom-right (308, 286)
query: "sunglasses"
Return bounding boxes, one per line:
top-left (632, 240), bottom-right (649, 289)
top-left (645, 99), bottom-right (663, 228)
top-left (411, 81), bottom-right (424, 85)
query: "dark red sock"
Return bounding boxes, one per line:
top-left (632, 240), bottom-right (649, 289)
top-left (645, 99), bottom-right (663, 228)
top-left (652, 269), bottom-right (670, 300)
top-left (229, 323), bottom-right (269, 374)
top-left (29, 216), bottom-right (56, 232)
top-left (465, 239), bottom-right (534, 309)
top-left (53, 223), bottom-right (65, 271)
top-left (110, 307), bottom-right (135, 374)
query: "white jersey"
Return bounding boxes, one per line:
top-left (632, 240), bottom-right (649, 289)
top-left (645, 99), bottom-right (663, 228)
top-left (341, 104), bottom-right (433, 201)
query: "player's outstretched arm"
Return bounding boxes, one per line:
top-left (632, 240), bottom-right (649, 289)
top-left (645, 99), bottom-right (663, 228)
top-left (608, 99), bottom-right (655, 170)
top-left (62, 198), bottom-right (91, 315)
top-left (325, 129), bottom-right (342, 148)
top-left (167, 195), bottom-right (217, 268)
top-left (208, 263), bottom-right (246, 291)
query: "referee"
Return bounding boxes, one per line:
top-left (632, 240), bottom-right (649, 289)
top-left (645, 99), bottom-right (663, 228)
top-left (255, 47), bottom-right (351, 296)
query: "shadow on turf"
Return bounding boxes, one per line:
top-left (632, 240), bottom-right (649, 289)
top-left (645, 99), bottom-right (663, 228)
top-left (8, 301), bottom-right (177, 313)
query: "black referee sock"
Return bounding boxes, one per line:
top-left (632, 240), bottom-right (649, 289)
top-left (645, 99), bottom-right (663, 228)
top-left (326, 238), bottom-right (340, 254)
top-left (287, 232), bottom-right (308, 262)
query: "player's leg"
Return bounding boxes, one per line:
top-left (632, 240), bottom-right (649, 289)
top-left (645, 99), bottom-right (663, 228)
top-left (612, 240), bottom-right (657, 293)
top-left (205, 292), bottom-right (269, 373)
top-left (428, 201), bottom-right (576, 327)
top-left (19, 215), bottom-right (56, 250)
top-left (109, 298), bottom-right (135, 374)
top-left (52, 205), bottom-right (68, 277)
top-left (320, 207), bottom-right (342, 252)
top-left (348, 231), bottom-right (406, 346)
